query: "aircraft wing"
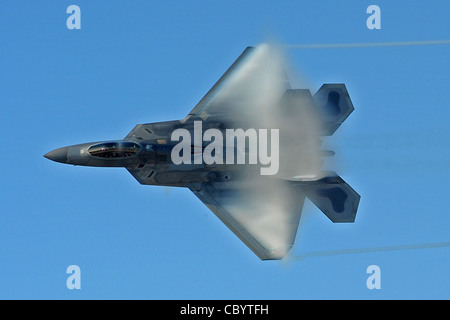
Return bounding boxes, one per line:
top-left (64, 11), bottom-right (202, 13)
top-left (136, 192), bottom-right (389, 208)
top-left (189, 178), bottom-right (304, 260)
top-left (185, 45), bottom-right (290, 122)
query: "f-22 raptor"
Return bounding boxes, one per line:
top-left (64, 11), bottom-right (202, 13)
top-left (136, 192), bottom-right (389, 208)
top-left (45, 44), bottom-right (360, 260)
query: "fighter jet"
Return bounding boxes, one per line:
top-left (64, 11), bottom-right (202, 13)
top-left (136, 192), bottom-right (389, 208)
top-left (44, 44), bottom-right (360, 260)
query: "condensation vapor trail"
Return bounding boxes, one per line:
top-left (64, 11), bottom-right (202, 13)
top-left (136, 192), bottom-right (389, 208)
top-left (291, 242), bottom-right (450, 261)
top-left (286, 39), bottom-right (450, 49)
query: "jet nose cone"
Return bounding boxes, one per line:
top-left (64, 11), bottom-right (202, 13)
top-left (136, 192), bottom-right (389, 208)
top-left (44, 147), bottom-right (68, 163)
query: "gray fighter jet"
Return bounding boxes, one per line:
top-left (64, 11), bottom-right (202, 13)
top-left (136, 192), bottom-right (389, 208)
top-left (45, 44), bottom-right (360, 260)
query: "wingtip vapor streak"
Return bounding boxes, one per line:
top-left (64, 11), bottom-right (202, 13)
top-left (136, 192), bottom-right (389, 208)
top-left (45, 44), bottom-right (360, 260)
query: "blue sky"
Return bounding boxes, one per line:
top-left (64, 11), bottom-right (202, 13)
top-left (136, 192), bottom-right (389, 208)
top-left (0, 1), bottom-right (449, 299)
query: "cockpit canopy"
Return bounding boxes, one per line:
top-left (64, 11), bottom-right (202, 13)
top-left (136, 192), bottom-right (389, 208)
top-left (88, 141), bottom-right (141, 158)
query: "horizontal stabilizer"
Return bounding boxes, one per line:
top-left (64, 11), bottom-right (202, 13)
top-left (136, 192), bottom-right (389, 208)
top-left (313, 84), bottom-right (355, 136)
top-left (295, 172), bottom-right (360, 223)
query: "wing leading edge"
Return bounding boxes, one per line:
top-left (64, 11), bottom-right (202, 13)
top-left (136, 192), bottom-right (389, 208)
top-left (185, 47), bottom-right (255, 120)
top-left (185, 44), bottom-right (290, 122)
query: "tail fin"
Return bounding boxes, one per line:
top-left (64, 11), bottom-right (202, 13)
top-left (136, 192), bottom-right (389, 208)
top-left (296, 172), bottom-right (360, 223)
top-left (313, 84), bottom-right (355, 136)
